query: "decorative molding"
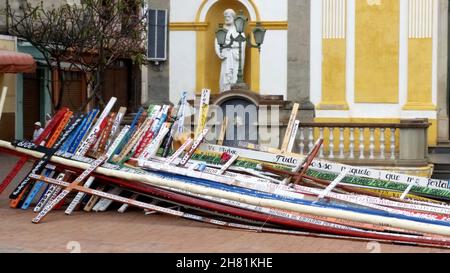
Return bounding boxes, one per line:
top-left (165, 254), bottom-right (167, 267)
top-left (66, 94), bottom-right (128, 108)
top-left (316, 102), bottom-right (350, 110)
top-left (169, 22), bottom-right (209, 31)
top-left (249, 21), bottom-right (288, 30)
top-left (409, 0), bottom-right (434, 38)
top-left (170, 21), bottom-right (288, 31)
top-left (402, 102), bottom-right (437, 110)
top-left (195, 0), bottom-right (261, 22)
top-left (322, 0), bottom-right (346, 39)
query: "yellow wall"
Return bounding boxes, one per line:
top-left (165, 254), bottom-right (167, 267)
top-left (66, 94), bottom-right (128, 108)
top-left (196, 0), bottom-right (260, 95)
top-left (0, 38), bottom-right (16, 114)
top-left (318, 39), bottom-right (348, 110)
top-left (355, 0), bottom-right (399, 103)
top-left (404, 38), bottom-right (435, 110)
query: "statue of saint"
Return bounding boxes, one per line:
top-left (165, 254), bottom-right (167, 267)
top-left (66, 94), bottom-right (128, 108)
top-left (215, 9), bottom-right (246, 92)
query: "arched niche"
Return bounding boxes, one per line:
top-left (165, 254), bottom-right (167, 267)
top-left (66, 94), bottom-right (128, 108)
top-left (212, 91), bottom-right (259, 147)
top-left (195, 0), bottom-right (260, 95)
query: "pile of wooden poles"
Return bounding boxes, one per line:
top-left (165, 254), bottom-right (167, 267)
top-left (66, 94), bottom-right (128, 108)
top-left (2, 89), bottom-right (450, 249)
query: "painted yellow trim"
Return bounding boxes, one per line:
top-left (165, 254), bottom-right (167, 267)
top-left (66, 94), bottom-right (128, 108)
top-left (406, 38), bottom-right (434, 109)
top-left (249, 21), bottom-right (288, 30)
top-left (249, 47), bottom-right (260, 91)
top-left (316, 102), bottom-right (349, 110)
top-left (169, 22), bottom-right (209, 31)
top-left (196, 31), bottom-right (207, 94)
top-left (195, 0), bottom-right (261, 22)
top-left (171, 21), bottom-right (288, 31)
top-left (429, 119), bottom-right (437, 147)
top-left (402, 103), bottom-right (437, 111)
top-left (354, 0), bottom-right (399, 104)
top-left (321, 38), bottom-right (347, 109)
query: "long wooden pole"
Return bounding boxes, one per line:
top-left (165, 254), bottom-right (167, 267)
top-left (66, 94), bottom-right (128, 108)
top-left (281, 103), bottom-right (299, 151)
top-left (28, 172), bottom-right (450, 248)
top-left (3, 141), bottom-right (450, 236)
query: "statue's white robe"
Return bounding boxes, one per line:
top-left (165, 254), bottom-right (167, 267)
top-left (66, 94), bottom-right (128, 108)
top-left (215, 26), bottom-right (246, 92)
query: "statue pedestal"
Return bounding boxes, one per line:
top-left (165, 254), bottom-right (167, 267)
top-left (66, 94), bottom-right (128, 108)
top-left (189, 89), bottom-right (313, 149)
top-left (230, 83), bottom-right (250, 91)
top-left (211, 89), bottom-right (286, 107)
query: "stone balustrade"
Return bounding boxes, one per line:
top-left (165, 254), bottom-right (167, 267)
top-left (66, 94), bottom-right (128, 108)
top-left (297, 119), bottom-right (430, 166)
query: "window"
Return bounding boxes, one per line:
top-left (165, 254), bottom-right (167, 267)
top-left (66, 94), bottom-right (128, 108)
top-left (147, 9), bottom-right (168, 62)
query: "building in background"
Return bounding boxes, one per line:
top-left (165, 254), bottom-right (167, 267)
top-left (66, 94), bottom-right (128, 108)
top-left (148, 0), bottom-right (448, 146)
top-left (0, 0), bottom-right (143, 140)
top-left (144, 0), bottom-right (449, 177)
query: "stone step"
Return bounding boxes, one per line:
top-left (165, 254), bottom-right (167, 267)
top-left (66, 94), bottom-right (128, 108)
top-left (429, 153), bottom-right (450, 164)
top-left (429, 146), bottom-right (450, 155)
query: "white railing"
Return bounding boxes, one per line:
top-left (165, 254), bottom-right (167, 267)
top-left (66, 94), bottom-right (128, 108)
top-left (297, 120), bottom-right (430, 164)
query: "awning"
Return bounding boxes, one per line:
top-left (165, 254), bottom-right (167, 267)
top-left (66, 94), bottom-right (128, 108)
top-left (0, 50), bottom-right (36, 74)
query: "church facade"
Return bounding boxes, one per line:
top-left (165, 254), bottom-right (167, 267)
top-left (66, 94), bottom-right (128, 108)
top-left (168, 0), bottom-right (288, 102)
top-left (147, 0), bottom-right (449, 148)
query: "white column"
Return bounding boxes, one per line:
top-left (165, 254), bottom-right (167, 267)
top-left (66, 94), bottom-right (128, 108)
top-left (432, 0), bottom-right (439, 106)
top-left (346, 0), bottom-right (356, 108)
top-left (399, 0), bottom-right (409, 107)
top-left (310, 0), bottom-right (323, 106)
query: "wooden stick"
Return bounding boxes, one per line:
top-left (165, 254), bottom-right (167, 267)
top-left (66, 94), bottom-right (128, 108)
top-left (34, 171), bottom-right (75, 212)
top-left (400, 177), bottom-right (421, 200)
top-left (84, 185), bottom-right (105, 212)
top-left (75, 97), bottom-right (117, 156)
top-left (6, 142), bottom-right (450, 235)
top-left (217, 117), bottom-right (228, 146)
top-left (165, 138), bottom-right (193, 165)
top-left (287, 120), bottom-right (300, 153)
top-left (28, 172), bottom-right (420, 247)
top-left (281, 103), bottom-right (299, 152)
top-left (317, 168), bottom-right (350, 200)
top-left (32, 155), bottom-right (107, 223)
top-left (294, 138), bottom-right (323, 184)
top-left (218, 154), bottom-right (238, 175)
top-left (0, 86), bottom-right (8, 121)
top-left (117, 193), bottom-right (139, 213)
top-left (65, 176), bottom-right (95, 215)
top-left (93, 187), bottom-right (122, 212)
top-left (238, 141), bottom-right (286, 155)
top-left (194, 89), bottom-right (210, 138)
top-left (179, 129), bottom-right (208, 166)
top-left (282, 138), bottom-right (323, 185)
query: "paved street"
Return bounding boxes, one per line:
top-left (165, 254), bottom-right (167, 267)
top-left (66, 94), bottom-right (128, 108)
top-left (0, 153), bottom-right (448, 253)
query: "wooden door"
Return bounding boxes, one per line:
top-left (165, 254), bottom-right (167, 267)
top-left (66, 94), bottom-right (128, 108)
top-left (103, 67), bottom-right (128, 112)
top-left (23, 72), bottom-right (41, 140)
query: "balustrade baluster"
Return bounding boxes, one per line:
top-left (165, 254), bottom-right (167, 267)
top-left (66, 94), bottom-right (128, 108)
top-left (359, 128), bottom-right (365, 159)
top-left (380, 128), bottom-right (386, 159)
top-left (299, 127), bottom-right (305, 155)
top-left (339, 127), bottom-right (345, 159)
top-left (369, 128), bottom-right (375, 160)
top-left (390, 128), bottom-right (396, 160)
top-left (329, 127), bottom-right (335, 159)
top-left (319, 127), bottom-right (324, 158)
top-left (308, 127), bottom-right (314, 153)
top-left (349, 128), bottom-right (355, 159)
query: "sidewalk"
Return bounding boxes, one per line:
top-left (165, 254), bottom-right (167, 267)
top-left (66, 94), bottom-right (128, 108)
top-left (0, 153), bottom-right (448, 253)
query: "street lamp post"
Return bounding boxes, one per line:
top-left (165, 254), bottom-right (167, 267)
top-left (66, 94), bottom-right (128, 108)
top-left (215, 10), bottom-right (266, 88)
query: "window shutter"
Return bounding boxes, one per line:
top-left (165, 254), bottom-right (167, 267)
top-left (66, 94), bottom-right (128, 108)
top-left (147, 9), bottom-right (168, 62)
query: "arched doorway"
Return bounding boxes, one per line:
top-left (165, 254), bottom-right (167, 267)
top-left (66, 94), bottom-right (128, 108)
top-left (219, 97), bottom-right (258, 147)
top-left (196, 0), bottom-right (260, 94)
